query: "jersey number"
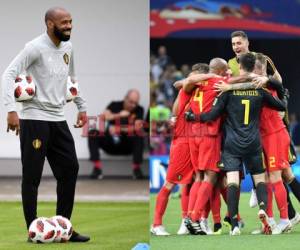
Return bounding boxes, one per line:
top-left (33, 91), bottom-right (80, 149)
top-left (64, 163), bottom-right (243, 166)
top-left (269, 156), bottom-right (276, 168)
top-left (241, 100), bottom-right (250, 125)
top-left (194, 89), bottom-right (203, 112)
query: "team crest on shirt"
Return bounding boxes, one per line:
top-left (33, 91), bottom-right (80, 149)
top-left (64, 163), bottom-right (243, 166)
top-left (177, 174), bottom-right (182, 181)
top-left (63, 53), bottom-right (69, 65)
top-left (201, 80), bottom-right (208, 86)
top-left (217, 162), bottom-right (224, 169)
top-left (32, 139), bottom-right (42, 150)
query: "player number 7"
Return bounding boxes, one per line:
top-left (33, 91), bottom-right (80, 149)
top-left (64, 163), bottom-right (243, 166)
top-left (241, 99), bottom-right (250, 125)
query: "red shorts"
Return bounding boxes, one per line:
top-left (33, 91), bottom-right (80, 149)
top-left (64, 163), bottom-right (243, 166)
top-left (166, 137), bottom-right (194, 184)
top-left (262, 128), bottom-right (290, 172)
top-left (189, 134), bottom-right (221, 172)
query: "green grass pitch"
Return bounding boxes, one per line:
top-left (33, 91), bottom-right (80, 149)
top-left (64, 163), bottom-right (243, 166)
top-left (0, 201), bottom-right (149, 250)
top-left (150, 193), bottom-right (300, 250)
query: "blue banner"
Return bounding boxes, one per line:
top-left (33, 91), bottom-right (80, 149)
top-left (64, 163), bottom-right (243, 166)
top-left (150, 154), bottom-right (300, 193)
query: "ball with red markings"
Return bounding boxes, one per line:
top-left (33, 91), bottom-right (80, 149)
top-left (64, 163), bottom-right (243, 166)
top-left (28, 217), bottom-right (57, 243)
top-left (14, 74), bottom-right (36, 102)
top-left (51, 216), bottom-right (73, 242)
top-left (66, 76), bottom-right (79, 102)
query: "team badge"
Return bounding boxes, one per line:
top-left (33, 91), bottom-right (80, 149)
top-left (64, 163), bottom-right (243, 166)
top-left (32, 139), bottom-right (42, 150)
top-left (202, 80), bottom-right (208, 86)
top-left (217, 162), bottom-right (224, 169)
top-left (177, 174), bottom-right (182, 181)
top-left (63, 53), bottom-right (69, 65)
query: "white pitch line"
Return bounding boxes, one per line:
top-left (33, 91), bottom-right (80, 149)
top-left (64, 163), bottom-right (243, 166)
top-left (0, 194), bottom-right (149, 202)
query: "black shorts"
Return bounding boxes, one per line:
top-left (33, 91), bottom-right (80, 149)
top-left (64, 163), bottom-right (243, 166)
top-left (221, 149), bottom-right (265, 175)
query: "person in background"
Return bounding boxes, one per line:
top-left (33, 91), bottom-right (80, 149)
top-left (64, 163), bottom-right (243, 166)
top-left (88, 89), bottom-right (145, 179)
top-left (157, 45), bottom-right (172, 70)
top-left (291, 113), bottom-right (300, 154)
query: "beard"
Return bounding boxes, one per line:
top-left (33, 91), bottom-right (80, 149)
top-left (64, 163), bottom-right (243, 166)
top-left (53, 25), bottom-right (71, 41)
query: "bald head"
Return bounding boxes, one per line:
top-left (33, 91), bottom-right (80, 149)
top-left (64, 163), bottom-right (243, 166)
top-left (124, 89), bottom-right (140, 112)
top-left (45, 7), bottom-right (72, 43)
top-left (45, 7), bottom-right (70, 23)
top-left (209, 58), bottom-right (228, 76)
top-left (126, 89), bottom-right (140, 100)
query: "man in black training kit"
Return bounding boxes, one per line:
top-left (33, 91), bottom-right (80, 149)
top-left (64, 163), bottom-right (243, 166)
top-left (2, 7), bottom-right (90, 242)
top-left (200, 53), bottom-right (288, 236)
top-left (88, 89), bottom-right (145, 179)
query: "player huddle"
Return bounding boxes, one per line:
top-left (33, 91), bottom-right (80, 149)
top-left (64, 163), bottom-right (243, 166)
top-left (151, 30), bottom-right (300, 236)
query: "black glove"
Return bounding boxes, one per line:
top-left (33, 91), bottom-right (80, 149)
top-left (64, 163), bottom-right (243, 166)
top-left (184, 109), bottom-right (196, 122)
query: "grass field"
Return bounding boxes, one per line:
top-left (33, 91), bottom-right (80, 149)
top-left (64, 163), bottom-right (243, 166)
top-left (0, 201), bottom-right (149, 250)
top-left (150, 193), bottom-right (300, 250)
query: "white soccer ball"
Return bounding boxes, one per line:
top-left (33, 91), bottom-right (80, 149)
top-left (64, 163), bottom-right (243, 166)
top-left (51, 216), bottom-right (73, 242)
top-left (28, 217), bottom-right (57, 243)
top-left (66, 77), bottom-right (79, 102)
top-left (14, 75), bottom-right (35, 102)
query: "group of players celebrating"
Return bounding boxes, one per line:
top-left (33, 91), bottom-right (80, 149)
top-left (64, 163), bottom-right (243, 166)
top-left (151, 30), bottom-right (300, 236)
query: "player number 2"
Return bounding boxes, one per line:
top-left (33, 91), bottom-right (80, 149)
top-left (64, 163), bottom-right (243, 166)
top-left (241, 100), bottom-right (250, 125)
top-left (194, 89), bottom-right (203, 112)
top-left (269, 156), bottom-right (276, 168)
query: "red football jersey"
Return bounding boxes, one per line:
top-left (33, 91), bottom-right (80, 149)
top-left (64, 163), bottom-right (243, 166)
top-left (260, 88), bottom-right (286, 137)
top-left (173, 89), bottom-right (192, 138)
top-left (189, 77), bottom-right (225, 136)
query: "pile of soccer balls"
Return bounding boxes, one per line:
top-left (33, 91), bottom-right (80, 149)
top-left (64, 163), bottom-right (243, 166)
top-left (28, 216), bottom-right (73, 243)
top-left (14, 75), bottom-right (79, 102)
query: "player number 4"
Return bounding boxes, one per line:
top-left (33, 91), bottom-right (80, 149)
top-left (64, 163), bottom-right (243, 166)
top-left (194, 89), bottom-right (203, 112)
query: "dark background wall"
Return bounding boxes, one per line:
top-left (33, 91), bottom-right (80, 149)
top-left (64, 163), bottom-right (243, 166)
top-left (151, 38), bottom-right (300, 114)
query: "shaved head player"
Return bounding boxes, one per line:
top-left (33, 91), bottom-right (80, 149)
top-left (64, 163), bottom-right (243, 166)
top-left (2, 7), bottom-right (89, 242)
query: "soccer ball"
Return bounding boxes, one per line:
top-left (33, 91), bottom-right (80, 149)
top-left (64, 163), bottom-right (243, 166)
top-left (66, 76), bottom-right (79, 102)
top-left (28, 217), bottom-right (57, 243)
top-left (51, 216), bottom-right (73, 242)
top-left (14, 75), bottom-right (35, 102)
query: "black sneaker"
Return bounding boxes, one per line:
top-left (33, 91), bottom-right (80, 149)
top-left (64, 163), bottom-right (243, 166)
top-left (133, 168), bottom-right (144, 180)
top-left (214, 223), bottom-right (222, 234)
top-left (69, 231), bottom-right (90, 242)
top-left (184, 218), bottom-right (206, 235)
top-left (184, 217), bottom-right (196, 235)
top-left (89, 168), bottom-right (103, 179)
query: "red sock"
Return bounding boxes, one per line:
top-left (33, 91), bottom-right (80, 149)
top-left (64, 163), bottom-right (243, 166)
top-left (132, 163), bottom-right (140, 170)
top-left (211, 187), bottom-right (221, 224)
top-left (201, 199), bottom-right (210, 219)
top-left (187, 182), bottom-right (201, 216)
top-left (93, 160), bottom-right (102, 169)
top-left (266, 183), bottom-right (274, 218)
top-left (153, 186), bottom-right (171, 226)
top-left (191, 181), bottom-right (213, 222)
top-left (272, 180), bottom-right (288, 219)
top-left (181, 185), bottom-right (190, 218)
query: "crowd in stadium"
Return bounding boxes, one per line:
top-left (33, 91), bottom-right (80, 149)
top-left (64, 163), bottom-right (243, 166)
top-left (150, 45), bottom-right (191, 155)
